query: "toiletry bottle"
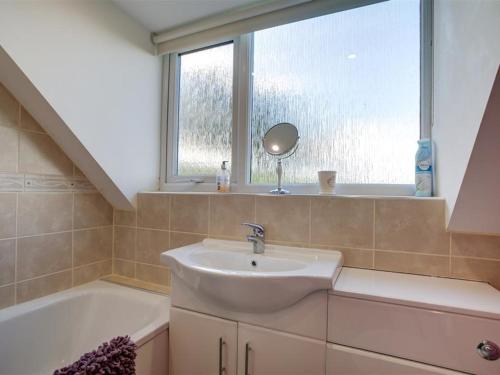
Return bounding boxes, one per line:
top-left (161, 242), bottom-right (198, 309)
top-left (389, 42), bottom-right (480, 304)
top-left (415, 139), bottom-right (432, 197)
top-left (216, 161), bottom-right (230, 192)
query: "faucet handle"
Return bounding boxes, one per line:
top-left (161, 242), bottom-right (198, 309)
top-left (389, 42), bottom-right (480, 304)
top-left (242, 223), bottom-right (265, 237)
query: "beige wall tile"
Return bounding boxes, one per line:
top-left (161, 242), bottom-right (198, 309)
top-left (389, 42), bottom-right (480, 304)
top-left (315, 245), bottom-right (373, 269)
top-left (73, 166), bottom-right (85, 177)
top-left (19, 192), bottom-right (72, 236)
top-left (451, 257), bottom-right (500, 289)
top-left (114, 259), bottom-right (135, 278)
top-left (114, 209), bottom-right (136, 226)
top-left (0, 193), bottom-right (17, 239)
top-left (16, 270), bottom-right (72, 303)
top-left (136, 229), bottom-right (169, 265)
top-left (17, 233), bottom-right (72, 281)
top-left (209, 195), bottom-right (255, 239)
top-left (138, 193), bottom-right (170, 230)
top-left (0, 126), bottom-right (18, 173)
top-left (19, 131), bottom-right (73, 176)
top-left (311, 197), bottom-right (373, 248)
top-left (171, 194), bottom-right (208, 233)
top-left (375, 199), bottom-right (449, 254)
top-left (114, 226), bottom-right (136, 260)
top-left (451, 233), bottom-right (500, 259)
top-left (0, 239), bottom-right (15, 285)
top-left (74, 193), bottom-right (113, 229)
top-left (20, 107), bottom-right (44, 133)
top-left (0, 285), bottom-right (15, 309)
top-left (0, 84), bottom-right (18, 128)
top-left (74, 227), bottom-right (112, 266)
top-left (171, 232), bottom-right (206, 249)
top-left (255, 196), bottom-right (309, 243)
top-left (74, 260), bottom-right (112, 286)
top-left (136, 263), bottom-right (170, 285)
top-left (375, 251), bottom-right (449, 277)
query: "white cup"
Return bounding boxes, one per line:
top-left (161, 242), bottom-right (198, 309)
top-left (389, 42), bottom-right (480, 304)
top-left (318, 171), bottom-right (337, 195)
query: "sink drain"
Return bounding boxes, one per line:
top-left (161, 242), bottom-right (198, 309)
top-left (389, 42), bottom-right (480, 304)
top-left (251, 260), bottom-right (257, 267)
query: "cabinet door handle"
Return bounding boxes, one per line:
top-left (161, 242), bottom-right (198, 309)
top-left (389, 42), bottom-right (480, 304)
top-left (219, 337), bottom-right (225, 375)
top-left (244, 342), bottom-right (251, 375)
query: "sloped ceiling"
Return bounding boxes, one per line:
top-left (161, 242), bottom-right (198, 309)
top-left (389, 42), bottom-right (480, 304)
top-left (448, 67), bottom-right (500, 234)
top-left (0, 0), bottom-right (162, 210)
top-left (432, 0), bottom-right (500, 225)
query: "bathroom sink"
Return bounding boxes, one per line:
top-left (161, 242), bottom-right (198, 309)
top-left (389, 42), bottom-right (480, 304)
top-left (161, 239), bottom-right (343, 313)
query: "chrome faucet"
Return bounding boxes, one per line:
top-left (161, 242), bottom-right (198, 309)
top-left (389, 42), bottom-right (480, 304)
top-left (242, 223), bottom-right (265, 254)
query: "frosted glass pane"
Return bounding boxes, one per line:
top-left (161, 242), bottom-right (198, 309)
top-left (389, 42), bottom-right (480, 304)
top-left (251, 0), bottom-right (420, 184)
top-left (177, 43), bottom-right (233, 176)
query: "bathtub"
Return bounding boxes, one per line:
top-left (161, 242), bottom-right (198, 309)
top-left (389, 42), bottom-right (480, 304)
top-left (0, 281), bottom-right (170, 375)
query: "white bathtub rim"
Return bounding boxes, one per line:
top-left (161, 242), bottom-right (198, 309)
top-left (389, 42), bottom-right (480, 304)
top-left (0, 280), bottom-right (170, 347)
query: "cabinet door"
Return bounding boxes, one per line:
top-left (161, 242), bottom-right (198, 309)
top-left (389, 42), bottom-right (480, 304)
top-left (237, 323), bottom-right (325, 375)
top-left (170, 307), bottom-right (237, 375)
top-left (326, 344), bottom-right (467, 375)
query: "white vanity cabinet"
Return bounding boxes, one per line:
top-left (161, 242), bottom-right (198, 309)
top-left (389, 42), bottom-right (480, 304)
top-left (170, 307), bottom-right (238, 375)
top-left (237, 323), bottom-right (325, 375)
top-left (326, 344), bottom-right (465, 375)
top-left (170, 307), bottom-right (325, 375)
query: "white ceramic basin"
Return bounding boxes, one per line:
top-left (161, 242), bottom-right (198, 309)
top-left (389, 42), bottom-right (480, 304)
top-left (161, 239), bottom-right (343, 313)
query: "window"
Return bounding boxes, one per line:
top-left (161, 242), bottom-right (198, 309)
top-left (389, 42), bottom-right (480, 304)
top-left (174, 43), bottom-right (234, 177)
top-left (164, 0), bottom-right (430, 193)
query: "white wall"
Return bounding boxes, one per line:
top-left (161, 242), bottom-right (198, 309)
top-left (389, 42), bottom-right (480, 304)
top-left (0, 0), bottom-right (162, 209)
top-left (449, 68), bottom-right (500, 234)
top-left (432, 0), bottom-right (500, 224)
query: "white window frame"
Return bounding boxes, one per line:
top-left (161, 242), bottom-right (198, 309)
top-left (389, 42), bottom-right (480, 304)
top-left (161, 0), bottom-right (433, 196)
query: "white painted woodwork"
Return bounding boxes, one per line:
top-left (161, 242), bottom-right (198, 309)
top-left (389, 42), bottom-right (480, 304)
top-left (449, 67), bottom-right (500, 234)
top-left (328, 295), bottom-right (500, 375)
top-left (237, 323), bottom-right (325, 375)
top-left (432, 0), bottom-right (500, 224)
top-left (170, 307), bottom-right (237, 375)
top-left (136, 330), bottom-right (169, 375)
top-left (326, 344), bottom-right (465, 375)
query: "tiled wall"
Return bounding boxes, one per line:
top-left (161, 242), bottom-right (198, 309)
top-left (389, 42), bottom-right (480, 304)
top-left (114, 193), bottom-right (500, 290)
top-left (0, 84), bottom-right (113, 309)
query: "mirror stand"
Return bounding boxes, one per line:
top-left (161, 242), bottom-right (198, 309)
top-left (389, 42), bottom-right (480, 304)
top-left (270, 159), bottom-right (289, 195)
top-left (262, 122), bottom-right (300, 195)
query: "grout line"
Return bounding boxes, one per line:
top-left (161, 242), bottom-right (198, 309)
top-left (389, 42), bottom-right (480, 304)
top-left (308, 197), bottom-right (312, 245)
top-left (372, 248), bottom-right (450, 257)
top-left (14, 191), bottom-right (19, 304)
top-left (451, 255), bottom-right (500, 262)
top-left (9, 225), bottom-right (113, 240)
top-left (71, 192), bottom-right (75, 286)
top-left (207, 196), bottom-right (211, 236)
top-left (448, 233), bottom-right (452, 277)
top-left (16, 268), bottom-right (72, 284)
top-left (168, 194), bottom-right (171, 231)
top-left (372, 200), bottom-right (376, 269)
top-left (73, 259), bottom-right (110, 271)
top-left (134, 217), bottom-right (138, 279)
top-left (134, 261), bottom-right (169, 270)
top-left (111, 216), bottom-right (115, 276)
top-left (16, 103), bottom-right (20, 174)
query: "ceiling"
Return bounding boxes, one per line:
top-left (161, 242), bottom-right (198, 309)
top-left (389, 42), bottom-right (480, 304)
top-left (112, 0), bottom-right (262, 33)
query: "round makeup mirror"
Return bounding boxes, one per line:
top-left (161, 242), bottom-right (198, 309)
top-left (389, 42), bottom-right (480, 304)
top-left (262, 123), bottom-right (299, 194)
top-left (263, 123), bottom-right (299, 156)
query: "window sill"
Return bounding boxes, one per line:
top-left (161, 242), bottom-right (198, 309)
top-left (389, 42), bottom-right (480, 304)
top-left (158, 182), bottom-right (438, 199)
